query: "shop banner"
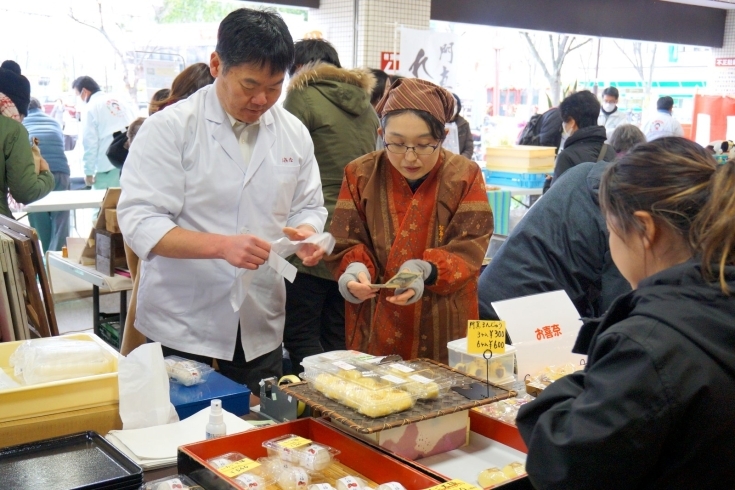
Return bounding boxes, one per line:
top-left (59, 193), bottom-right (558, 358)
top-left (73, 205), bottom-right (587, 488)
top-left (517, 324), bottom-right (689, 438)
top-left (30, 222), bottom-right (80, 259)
top-left (399, 28), bottom-right (458, 90)
top-left (491, 290), bottom-right (585, 378)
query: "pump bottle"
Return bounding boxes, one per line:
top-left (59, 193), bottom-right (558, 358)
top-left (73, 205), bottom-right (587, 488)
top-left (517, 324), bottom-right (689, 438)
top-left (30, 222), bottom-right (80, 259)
top-left (206, 399), bottom-right (226, 439)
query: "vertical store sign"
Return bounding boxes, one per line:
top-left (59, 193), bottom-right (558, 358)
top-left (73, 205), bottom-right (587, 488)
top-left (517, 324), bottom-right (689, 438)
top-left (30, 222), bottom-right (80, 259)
top-left (380, 52), bottom-right (400, 72)
top-left (399, 28), bottom-right (458, 90)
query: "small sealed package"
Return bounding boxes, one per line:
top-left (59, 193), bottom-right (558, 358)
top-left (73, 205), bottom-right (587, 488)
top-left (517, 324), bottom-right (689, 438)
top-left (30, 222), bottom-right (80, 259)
top-left (164, 355), bottom-right (214, 386)
top-left (525, 363), bottom-right (582, 396)
top-left (375, 362), bottom-right (453, 400)
top-left (144, 475), bottom-right (202, 489)
top-left (208, 452), bottom-right (271, 490)
top-left (475, 394), bottom-right (534, 426)
top-left (303, 359), bottom-right (416, 418)
top-left (262, 434), bottom-right (340, 472)
top-left (477, 462), bottom-right (526, 488)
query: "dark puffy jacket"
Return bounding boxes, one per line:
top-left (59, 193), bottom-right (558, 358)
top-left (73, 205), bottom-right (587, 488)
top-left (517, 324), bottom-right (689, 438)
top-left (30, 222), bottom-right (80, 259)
top-left (22, 108), bottom-right (70, 175)
top-left (478, 160), bottom-right (630, 321)
top-left (552, 125), bottom-right (613, 184)
top-left (516, 260), bottom-right (735, 489)
top-left (538, 107), bottom-right (562, 150)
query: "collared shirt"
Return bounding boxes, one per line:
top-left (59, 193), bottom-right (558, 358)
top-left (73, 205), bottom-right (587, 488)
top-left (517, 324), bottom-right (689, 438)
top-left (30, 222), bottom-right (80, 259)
top-left (226, 112), bottom-right (260, 169)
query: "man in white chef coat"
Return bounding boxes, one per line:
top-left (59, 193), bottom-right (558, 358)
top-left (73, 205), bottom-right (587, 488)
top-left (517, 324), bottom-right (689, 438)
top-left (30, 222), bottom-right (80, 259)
top-left (117, 8), bottom-right (328, 394)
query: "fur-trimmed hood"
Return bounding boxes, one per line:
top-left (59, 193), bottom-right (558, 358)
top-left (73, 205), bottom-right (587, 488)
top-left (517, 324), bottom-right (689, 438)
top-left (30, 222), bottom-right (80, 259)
top-left (287, 62), bottom-right (375, 117)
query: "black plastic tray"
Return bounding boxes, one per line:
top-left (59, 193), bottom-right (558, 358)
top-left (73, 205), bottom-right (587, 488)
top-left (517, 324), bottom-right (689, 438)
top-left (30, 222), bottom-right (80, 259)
top-left (0, 431), bottom-right (143, 490)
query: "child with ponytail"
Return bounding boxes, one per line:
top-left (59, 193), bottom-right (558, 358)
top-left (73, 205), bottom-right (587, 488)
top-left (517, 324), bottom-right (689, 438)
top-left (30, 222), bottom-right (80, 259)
top-left (515, 137), bottom-right (735, 489)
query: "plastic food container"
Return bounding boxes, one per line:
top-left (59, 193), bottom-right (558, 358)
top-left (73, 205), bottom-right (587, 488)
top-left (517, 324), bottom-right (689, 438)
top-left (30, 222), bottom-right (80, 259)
top-left (262, 434), bottom-right (340, 472)
top-left (373, 361), bottom-right (453, 400)
top-left (144, 474), bottom-right (200, 489)
top-left (208, 452), bottom-right (271, 490)
top-left (301, 360), bottom-right (417, 418)
top-left (164, 355), bottom-right (214, 386)
top-left (447, 338), bottom-right (516, 385)
top-left (300, 351), bottom-right (379, 378)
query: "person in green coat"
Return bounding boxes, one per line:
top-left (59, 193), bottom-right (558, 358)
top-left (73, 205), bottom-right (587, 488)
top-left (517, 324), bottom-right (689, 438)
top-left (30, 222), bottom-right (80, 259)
top-left (283, 39), bottom-right (379, 373)
top-left (0, 115), bottom-right (54, 218)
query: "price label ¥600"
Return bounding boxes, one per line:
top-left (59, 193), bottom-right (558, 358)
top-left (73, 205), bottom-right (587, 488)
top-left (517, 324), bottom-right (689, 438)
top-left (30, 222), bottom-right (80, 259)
top-left (466, 320), bottom-right (506, 355)
top-left (218, 458), bottom-right (261, 478)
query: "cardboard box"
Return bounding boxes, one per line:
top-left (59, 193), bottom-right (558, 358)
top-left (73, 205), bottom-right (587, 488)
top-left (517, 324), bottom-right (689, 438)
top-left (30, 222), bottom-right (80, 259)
top-left (81, 188), bottom-right (120, 266)
top-left (0, 403), bottom-right (121, 448)
top-left (0, 333), bottom-right (119, 423)
top-left (104, 209), bottom-right (120, 233)
top-left (95, 229), bottom-right (126, 276)
top-left (178, 417), bottom-right (444, 490)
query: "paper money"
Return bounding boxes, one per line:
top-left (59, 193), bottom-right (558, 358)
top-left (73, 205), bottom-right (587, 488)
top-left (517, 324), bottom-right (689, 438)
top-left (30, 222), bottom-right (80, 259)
top-left (370, 271), bottom-right (421, 289)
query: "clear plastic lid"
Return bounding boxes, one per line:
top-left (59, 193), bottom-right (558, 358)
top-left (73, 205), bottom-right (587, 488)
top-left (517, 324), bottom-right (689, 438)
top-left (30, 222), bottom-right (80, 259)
top-left (262, 435), bottom-right (340, 472)
top-left (143, 475), bottom-right (200, 490)
top-left (302, 360), bottom-right (417, 418)
top-left (374, 362), bottom-right (454, 400)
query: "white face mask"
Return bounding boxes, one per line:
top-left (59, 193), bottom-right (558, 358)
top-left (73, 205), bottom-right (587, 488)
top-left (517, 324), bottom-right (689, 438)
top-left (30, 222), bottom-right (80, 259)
top-left (602, 102), bottom-right (616, 113)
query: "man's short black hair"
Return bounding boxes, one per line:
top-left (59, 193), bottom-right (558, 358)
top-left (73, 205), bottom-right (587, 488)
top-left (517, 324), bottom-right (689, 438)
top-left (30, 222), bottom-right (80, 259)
top-left (289, 39), bottom-right (341, 76)
top-left (72, 76), bottom-right (101, 94)
top-left (369, 69), bottom-right (389, 106)
top-left (657, 96), bottom-right (675, 111)
top-left (216, 8), bottom-right (294, 75)
top-left (559, 90), bottom-right (600, 129)
top-left (28, 97), bottom-right (42, 110)
top-left (602, 86), bottom-right (619, 100)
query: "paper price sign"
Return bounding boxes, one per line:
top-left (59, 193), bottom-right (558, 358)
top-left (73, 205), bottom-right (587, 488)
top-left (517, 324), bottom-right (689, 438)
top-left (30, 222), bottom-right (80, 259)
top-left (424, 480), bottom-right (481, 490)
top-left (218, 458), bottom-right (261, 477)
top-left (278, 436), bottom-right (312, 449)
top-left (467, 320), bottom-right (506, 355)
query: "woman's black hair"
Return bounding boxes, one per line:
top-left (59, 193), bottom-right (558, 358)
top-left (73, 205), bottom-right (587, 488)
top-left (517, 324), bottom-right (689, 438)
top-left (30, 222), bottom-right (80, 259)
top-left (381, 109), bottom-right (446, 142)
top-left (369, 69), bottom-right (389, 106)
top-left (290, 39), bottom-right (341, 76)
top-left (216, 8), bottom-right (294, 75)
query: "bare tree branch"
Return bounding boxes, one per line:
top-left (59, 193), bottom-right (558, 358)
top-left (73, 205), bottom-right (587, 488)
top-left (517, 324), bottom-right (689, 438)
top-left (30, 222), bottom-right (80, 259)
top-left (614, 40), bottom-right (644, 80)
top-left (522, 32), bottom-right (552, 82)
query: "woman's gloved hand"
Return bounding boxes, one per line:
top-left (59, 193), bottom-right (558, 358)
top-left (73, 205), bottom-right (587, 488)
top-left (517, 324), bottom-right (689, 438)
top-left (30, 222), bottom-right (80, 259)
top-left (387, 259), bottom-right (434, 306)
top-left (339, 262), bottom-right (377, 304)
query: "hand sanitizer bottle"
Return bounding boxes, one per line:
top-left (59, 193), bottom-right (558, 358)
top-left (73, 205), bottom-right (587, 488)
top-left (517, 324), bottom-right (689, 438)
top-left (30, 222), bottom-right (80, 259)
top-left (206, 399), bottom-right (226, 439)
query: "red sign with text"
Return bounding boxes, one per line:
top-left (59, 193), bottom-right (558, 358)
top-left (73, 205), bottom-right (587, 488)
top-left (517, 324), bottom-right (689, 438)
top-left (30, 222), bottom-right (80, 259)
top-left (715, 58), bottom-right (735, 67)
top-left (381, 52), bottom-right (400, 71)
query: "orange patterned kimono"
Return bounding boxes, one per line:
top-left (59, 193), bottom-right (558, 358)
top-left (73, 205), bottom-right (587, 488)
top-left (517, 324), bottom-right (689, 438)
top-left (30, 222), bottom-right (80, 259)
top-left (325, 149), bottom-right (493, 363)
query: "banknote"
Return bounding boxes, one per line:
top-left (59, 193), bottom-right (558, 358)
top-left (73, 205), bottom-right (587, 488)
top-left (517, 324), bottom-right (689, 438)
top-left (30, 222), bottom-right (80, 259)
top-left (370, 271), bottom-right (422, 289)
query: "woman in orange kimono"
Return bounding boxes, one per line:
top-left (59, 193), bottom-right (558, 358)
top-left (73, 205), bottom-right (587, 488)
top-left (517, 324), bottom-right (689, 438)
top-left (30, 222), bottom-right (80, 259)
top-left (325, 78), bottom-right (493, 363)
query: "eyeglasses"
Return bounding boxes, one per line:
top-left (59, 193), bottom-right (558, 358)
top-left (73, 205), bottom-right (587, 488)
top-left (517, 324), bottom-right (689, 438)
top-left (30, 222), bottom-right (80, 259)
top-left (384, 141), bottom-right (440, 156)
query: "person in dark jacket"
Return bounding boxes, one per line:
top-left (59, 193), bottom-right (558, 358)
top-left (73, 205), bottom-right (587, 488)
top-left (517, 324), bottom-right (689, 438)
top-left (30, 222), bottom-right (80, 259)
top-left (537, 107), bottom-right (563, 150)
top-left (516, 137), bottom-right (735, 489)
top-left (282, 39), bottom-right (379, 373)
top-left (551, 90), bottom-right (613, 186)
top-left (451, 93), bottom-right (474, 159)
top-left (23, 98), bottom-right (71, 251)
top-left (478, 124), bottom-right (645, 321)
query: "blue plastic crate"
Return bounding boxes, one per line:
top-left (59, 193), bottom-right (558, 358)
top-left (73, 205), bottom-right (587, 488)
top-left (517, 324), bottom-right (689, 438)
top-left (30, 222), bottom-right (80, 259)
top-left (483, 168), bottom-right (548, 188)
top-left (169, 370), bottom-right (251, 419)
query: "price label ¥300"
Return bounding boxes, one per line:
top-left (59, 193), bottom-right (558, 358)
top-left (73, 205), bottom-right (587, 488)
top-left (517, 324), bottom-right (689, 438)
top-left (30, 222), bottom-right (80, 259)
top-left (467, 320), bottom-right (506, 355)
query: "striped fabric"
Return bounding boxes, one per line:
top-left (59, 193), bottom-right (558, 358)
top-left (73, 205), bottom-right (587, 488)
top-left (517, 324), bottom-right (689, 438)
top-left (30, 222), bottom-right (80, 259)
top-left (375, 78), bottom-right (455, 125)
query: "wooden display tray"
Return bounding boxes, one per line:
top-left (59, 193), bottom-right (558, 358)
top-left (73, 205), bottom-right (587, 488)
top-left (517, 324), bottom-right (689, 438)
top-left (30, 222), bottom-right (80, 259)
top-left (178, 417), bottom-right (443, 490)
top-left (280, 359), bottom-right (516, 434)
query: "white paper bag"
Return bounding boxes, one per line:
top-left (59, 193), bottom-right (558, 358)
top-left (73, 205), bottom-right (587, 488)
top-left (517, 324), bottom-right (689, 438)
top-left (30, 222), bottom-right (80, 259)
top-left (118, 342), bottom-right (179, 429)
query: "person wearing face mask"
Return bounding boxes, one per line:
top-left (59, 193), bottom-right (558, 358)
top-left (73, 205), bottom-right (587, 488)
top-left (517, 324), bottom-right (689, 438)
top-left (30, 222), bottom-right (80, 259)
top-left (325, 78), bottom-right (493, 363)
top-left (72, 76), bottom-right (135, 189)
top-left (117, 8), bottom-right (328, 394)
top-left (550, 90), bottom-right (614, 188)
top-left (598, 87), bottom-right (627, 141)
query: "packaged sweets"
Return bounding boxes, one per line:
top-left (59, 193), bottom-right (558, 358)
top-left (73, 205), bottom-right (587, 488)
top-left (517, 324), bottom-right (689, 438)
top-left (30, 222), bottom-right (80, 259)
top-left (477, 462), bottom-right (526, 488)
top-left (262, 435), bottom-right (340, 472)
top-left (335, 476), bottom-right (370, 490)
top-left (475, 395), bottom-right (534, 426)
top-left (208, 452), bottom-right (270, 490)
top-left (164, 355), bottom-right (214, 386)
top-left (375, 362), bottom-right (453, 400)
top-left (144, 475), bottom-right (201, 489)
top-left (525, 363), bottom-right (582, 395)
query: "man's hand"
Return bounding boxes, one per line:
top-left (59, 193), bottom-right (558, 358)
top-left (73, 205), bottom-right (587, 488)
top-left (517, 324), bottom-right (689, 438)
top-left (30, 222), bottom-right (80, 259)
top-left (221, 234), bottom-right (271, 270)
top-left (39, 157), bottom-right (50, 172)
top-left (85, 175), bottom-right (95, 186)
top-left (283, 225), bottom-right (324, 266)
top-left (347, 272), bottom-right (378, 302)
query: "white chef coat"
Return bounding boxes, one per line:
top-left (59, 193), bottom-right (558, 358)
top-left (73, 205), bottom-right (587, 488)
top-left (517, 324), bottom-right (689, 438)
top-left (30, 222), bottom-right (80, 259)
top-left (642, 110), bottom-right (684, 142)
top-left (598, 108), bottom-right (628, 141)
top-left (117, 82), bottom-right (327, 361)
top-left (80, 91), bottom-right (135, 176)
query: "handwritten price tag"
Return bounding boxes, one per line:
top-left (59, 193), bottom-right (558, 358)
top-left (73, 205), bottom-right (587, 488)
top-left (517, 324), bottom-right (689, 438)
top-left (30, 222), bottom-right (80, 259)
top-left (218, 457), bottom-right (261, 478)
top-left (467, 320), bottom-right (506, 355)
top-left (424, 479), bottom-right (481, 490)
top-left (277, 436), bottom-right (312, 449)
